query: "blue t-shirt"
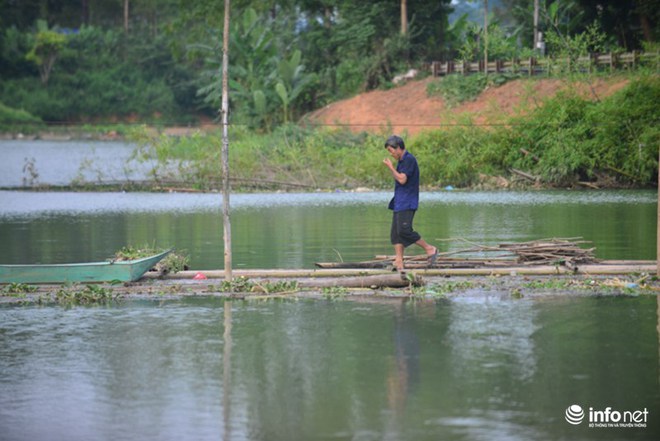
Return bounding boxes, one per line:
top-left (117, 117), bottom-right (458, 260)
top-left (388, 150), bottom-right (419, 212)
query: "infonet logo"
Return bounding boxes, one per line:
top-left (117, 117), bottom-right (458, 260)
top-left (565, 404), bottom-right (649, 428)
top-left (565, 405), bottom-right (585, 425)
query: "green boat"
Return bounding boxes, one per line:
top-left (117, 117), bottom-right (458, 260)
top-left (0, 249), bottom-right (172, 284)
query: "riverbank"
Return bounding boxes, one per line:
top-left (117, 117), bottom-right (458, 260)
top-left (3, 73), bottom-right (659, 192)
top-left (2, 263), bottom-right (658, 305)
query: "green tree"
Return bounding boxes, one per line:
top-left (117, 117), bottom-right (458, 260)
top-left (503, 0), bottom-right (657, 51)
top-left (25, 21), bottom-right (67, 84)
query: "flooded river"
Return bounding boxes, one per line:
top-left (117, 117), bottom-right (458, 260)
top-left (0, 140), bottom-right (656, 268)
top-left (1, 297), bottom-right (659, 441)
top-left (0, 189), bottom-right (656, 269)
top-left (0, 140), bottom-right (658, 440)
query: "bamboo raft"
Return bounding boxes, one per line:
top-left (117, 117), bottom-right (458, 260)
top-left (137, 239), bottom-right (655, 290)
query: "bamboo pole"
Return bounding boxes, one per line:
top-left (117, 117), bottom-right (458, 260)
top-left (298, 273), bottom-right (422, 289)
top-left (145, 262), bottom-right (657, 280)
top-left (221, 0), bottom-right (232, 282)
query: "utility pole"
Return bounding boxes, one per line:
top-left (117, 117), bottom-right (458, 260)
top-left (401, 0), bottom-right (408, 35)
top-left (221, 0), bottom-right (233, 282)
top-left (533, 0), bottom-right (539, 53)
top-left (484, 0), bottom-right (488, 76)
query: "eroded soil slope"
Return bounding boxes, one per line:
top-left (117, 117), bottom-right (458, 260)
top-left (305, 76), bottom-right (628, 136)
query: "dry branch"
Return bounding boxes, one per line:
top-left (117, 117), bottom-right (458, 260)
top-left (316, 238), bottom-right (598, 270)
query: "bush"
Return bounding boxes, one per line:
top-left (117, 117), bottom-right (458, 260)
top-left (585, 74), bottom-right (660, 183)
top-left (0, 77), bottom-right (72, 121)
top-left (413, 126), bottom-right (512, 187)
top-left (497, 75), bottom-right (660, 186)
top-left (427, 72), bottom-right (522, 108)
top-left (0, 100), bottom-right (43, 131)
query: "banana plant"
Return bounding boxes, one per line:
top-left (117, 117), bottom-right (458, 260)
top-left (196, 8), bottom-right (280, 128)
top-left (273, 49), bottom-right (311, 124)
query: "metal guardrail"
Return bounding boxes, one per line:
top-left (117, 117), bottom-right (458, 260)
top-left (427, 51), bottom-right (660, 76)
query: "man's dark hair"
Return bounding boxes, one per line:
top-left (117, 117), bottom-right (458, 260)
top-left (384, 135), bottom-right (405, 150)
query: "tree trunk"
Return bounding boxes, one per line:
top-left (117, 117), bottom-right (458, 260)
top-left (82, 0), bottom-right (89, 26)
top-left (124, 0), bottom-right (129, 33)
top-left (640, 15), bottom-right (653, 43)
top-left (400, 0), bottom-right (408, 35)
top-left (221, 0), bottom-right (233, 282)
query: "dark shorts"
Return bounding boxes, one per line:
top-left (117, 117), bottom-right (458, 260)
top-left (390, 209), bottom-right (421, 247)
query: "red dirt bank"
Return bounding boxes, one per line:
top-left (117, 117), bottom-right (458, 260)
top-left (305, 76), bottom-right (629, 136)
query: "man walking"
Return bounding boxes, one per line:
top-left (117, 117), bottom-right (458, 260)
top-left (382, 135), bottom-right (438, 272)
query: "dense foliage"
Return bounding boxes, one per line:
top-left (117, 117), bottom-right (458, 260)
top-left (417, 74), bottom-right (660, 187)
top-left (1, 0), bottom-right (657, 128)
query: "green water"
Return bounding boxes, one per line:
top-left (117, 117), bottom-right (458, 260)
top-left (0, 190), bottom-right (656, 268)
top-left (1, 296), bottom-right (658, 440)
top-left (2, 188), bottom-right (658, 439)
top-left (2, 144), bottom-right (658, 441)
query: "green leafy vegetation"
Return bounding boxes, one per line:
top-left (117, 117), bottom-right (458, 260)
top-left (0, 101), bottom-right (44, 131)
top-left (421, 74), bottom-right (660, 188)
top-left (2, 283), bottom-right (38, 296)
top-left (215, 277), bottom-right (299, 294)
top-left (113, 245), bottom-right (189, 274)
top-left (427, 72), bottom-right (523, 107)
top-left (55, 284), bottom-right (119, 305)
top-left (412, 280), bottom-right (475, 298)
top-left (218, 276), bottom-right (255, 293)
top-left (129, 124), bottom-right (387, 190)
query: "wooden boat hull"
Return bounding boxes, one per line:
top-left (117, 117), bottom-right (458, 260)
top-left (0, 250), bottom-right (171, 284)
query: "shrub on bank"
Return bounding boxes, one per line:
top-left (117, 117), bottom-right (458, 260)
top-left (415, 74), bottom-right (660, 188)
top-left (0, 100), bottom-right (43, 132)
top-left (129, 124), bottom-right (389, 190)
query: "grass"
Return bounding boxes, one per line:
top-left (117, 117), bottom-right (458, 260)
top-left (426, 72), bottom-right (523, 107)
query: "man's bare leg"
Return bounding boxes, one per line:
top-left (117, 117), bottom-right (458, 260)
top-left (393, 243), bottom-right (405, 271)
top-left (415, 239), bottom-right (437, 257)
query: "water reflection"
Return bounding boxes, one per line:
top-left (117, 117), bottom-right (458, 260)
top-left (223, 301), bottom-right (233, 441)
top-left (1, 297), bottom-right (658, 440)
top-left (384, 301), bottom-right (423, 440)
top-left (448, 296), bottom-right (538, 382)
